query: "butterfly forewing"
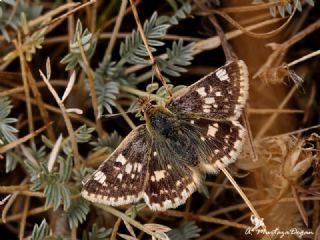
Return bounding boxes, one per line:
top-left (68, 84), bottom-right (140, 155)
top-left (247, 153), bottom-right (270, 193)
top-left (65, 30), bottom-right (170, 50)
top-left (167, 60), bottom-right (248, 120)
top-left (82, 125), bottom-right (151, 206)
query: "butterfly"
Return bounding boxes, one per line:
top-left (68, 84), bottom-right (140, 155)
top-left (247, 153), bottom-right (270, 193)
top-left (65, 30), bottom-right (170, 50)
top-left (81, 60), bottom-right (249, 211)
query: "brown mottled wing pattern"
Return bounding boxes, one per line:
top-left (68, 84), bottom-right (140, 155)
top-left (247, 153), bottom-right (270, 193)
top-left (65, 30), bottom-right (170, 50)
top-left (185, 118), bottom-right (246, 173)
top-left (144, 152), bottom-right (199, 211)
top-left (82, 60), bottom-right (249, 212)
top-left (167, 60), bottom-right (248, 120)
top-left (81, 124), bottom-right (199, 211)
top-left (82, 125), bottom-right (150, 206)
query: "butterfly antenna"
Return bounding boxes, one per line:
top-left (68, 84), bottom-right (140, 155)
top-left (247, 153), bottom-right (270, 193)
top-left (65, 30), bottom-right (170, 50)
top-left (216, 161), bottom-right (272, 240)
top-left (101, 111), bottom-right (132, 119)
top-left (148, 69), bottom-right (155, 102)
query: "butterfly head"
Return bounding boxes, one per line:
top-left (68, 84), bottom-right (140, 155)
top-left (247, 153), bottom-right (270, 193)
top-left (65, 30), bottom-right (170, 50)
top-left (138, 96), bottom-right (153, 113)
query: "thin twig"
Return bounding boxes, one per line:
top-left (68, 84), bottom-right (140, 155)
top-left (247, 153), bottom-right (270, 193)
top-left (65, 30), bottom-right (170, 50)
top-left (10, 93), bottom-right (96, 127)
top-left (216, 161), bottom-right (271, 240)
top-left (39, 61), bottom-right (80, 169)
top-left (211, 3), bottom-right (297, 39)
top-left (100, 0), bottom-right (141, 31)
top-left (28, 2), bottom-right (79, 28)
top-left (196, 1), bottom-right (279, 14)
top-left (110, 218), bottom-right (122, 240)
top-left (255, 84), bottom-right (299, 139)
top-left (95, 204), bottom-right (166, 240)
top-left (67, 0), bottom-right (75, 40)
top-left (77, 34), bottom-right (104, 138)
top-left (263, 123), bottom-right (320, 139)
top-left (105, 0), bottom-right (128, 56)
top-left (28, 0), bottom-right (96, 37)
top-left (19, 196), bottom-right (30, 239)
top-left (13, 32), bottom-right (34, 143)
top-left (90, 0), bottom-right (97, 32)
top-left (243, 109), bottom-right (258, 161)
top-left (199, 6), bottom-right (236, 61)
top-left (248, 108), bottom-right (304, 114)
top-left (26, 61), bottom-right (55, 141)
top-left (71, 226), bottom-right (77, 240)
top-left (287, 49), bottom-right (320, 67)
top-left (0, 205), bottom-right (50, 224)
top-left (1, 178), bottom-right (28, 223)
top-left (0, 124), bottom-right (50, 154)
top-left (128, 0), bottom-right (172, 97)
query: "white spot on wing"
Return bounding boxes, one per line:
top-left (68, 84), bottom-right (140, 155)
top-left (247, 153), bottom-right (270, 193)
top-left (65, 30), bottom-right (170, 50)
top-left (196, 87), bottom-right (207, 97)
top-left (216, 68), bottom-right (229, 81)
top-left (154, 170), bottom-right (166, 181)
top-left (204, 97), bottom-right (215, 104)
top-left (208, 125), bottom-right (218, 137)
top-left (115, 154), bottom-right (127, 165)
top-left (117, 173), bottom-right (123, 181)
top-left (94, 171), bottom-right (107, 184)
top-left (125, 163), bottom-right (133, 173)
top-left (190, 120), bottom-right (195, 124)
top-left (137, 163), bottom-right (142, 172)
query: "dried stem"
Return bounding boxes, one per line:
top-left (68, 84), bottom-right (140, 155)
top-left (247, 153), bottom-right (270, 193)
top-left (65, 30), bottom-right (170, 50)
top-left (67, 0), bottom-right (75, 40)
top-left (287, 49), bottom-right (320, 67)
top-left (77, 34), bottom-right (104, 137)
top-left (19, 196), bottom-right (30, 239)
top-left (110, 218), bottom-right (122, 240)
top-left (28, 0), bottom-right (96, 37)
top-left (216, 161), bottom-right (271, 240)
top-left (105, 0), bottom-right (128, 56)
top-left (211, 3), bottom-right (297, 39)
top-left (0, 124), bottom-right (49, 154)
top-left (197, 1), bottom-right (279, 14)
top-left (71, 226), bottom-right (77, 240)
top-left (255, 84), bottom-right (299, 139)
top-left (95, 204), bottom-right (165, 240)
top-left (1, 206), bottom-right (50, 224)
top-left (1, 178), bottom-right (28, 223)
top-left (13, 32), bottom-right (34, 142)
top-left (128, 0), bottom-right (172, 97)
top-left (26, 63), bottom-right (55, 141)
top-left (39, 63), bottom-right (80, 169)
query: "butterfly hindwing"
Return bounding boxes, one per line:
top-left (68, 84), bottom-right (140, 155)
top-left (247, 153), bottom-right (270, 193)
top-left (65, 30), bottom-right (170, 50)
top-left (143, 149), bottom-right (199, 211)
top-left (167, 60), bottom-right (248, 120)
top-left (186, 118), bottom-right (246, 173)
top-left (82, 125), bottom-right (151, 206)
